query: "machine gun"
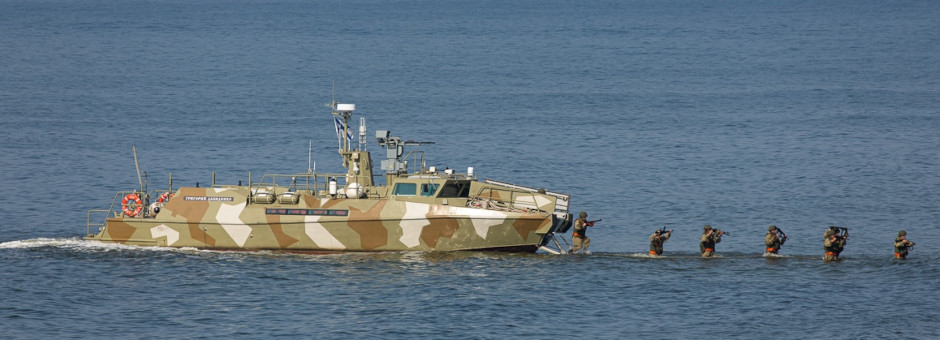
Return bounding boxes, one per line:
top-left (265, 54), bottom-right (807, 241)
top-left (714, 229), bottom-right (730, 236)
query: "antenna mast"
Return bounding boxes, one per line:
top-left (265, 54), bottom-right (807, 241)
top-left (132, 145), bottom-right (143, 192)
top-left (358, 117), bottom-right (367, 151)
top-left (331, 102), bottom-right (355, 153)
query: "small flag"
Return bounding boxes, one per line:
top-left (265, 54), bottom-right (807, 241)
top-left (333, 116), bottom-right (352, 142)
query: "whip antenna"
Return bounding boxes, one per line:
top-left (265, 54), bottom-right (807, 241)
top-left (307, 139), bottom-right (313, 174)
top-left (132, 145), bottom-right (143, 192)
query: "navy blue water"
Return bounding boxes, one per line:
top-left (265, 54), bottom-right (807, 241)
top-left (1, 0), bottom-right (938, 338)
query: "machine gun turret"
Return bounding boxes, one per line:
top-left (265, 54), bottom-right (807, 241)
top-left (375, 130), bottom-right (434, 174)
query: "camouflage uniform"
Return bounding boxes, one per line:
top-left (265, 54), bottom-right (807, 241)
top-left (894, 230), bottom-right (914, 260)
top-left (649, 230), bottom-right (671, 256)
top-left (570, 212), bottom-right (591, 254)
top-left (823, 229), bottom-right (847, 261)
top-left (699, 225), bottom-right (721, 258)
top-left (764, 225), bottom-right (784, 255)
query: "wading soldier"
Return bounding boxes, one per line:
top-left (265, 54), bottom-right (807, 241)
top-left (823, 227), bottom-right (848, 262)
top-left (649, 228), bottom-right (673, 256)
top-left (569, 211), bottom-right (595, 254)
top-left (764, 225), bottom-right (786, 255)
top-left (700, 225), bottom-right (724, 258)
top-left (894, 230), bottom-right (915, 260)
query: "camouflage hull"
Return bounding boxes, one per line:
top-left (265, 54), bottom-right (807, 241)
top-left (87, 100), bottom-right (572, 253)
top-left (87, 187), bottom-right (559, 252)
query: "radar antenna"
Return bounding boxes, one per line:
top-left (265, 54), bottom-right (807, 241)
top-left (330, 101), bottom-right (355, 152)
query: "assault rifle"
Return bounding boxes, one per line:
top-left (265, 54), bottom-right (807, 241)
top-left (714, 229), bottom-right (730, 236)
top-left (654, 226), bottom-right (673, 236)
top-left (584, 219), bottom-right (602, 227)
top-left (829, 226), bottom-right (849, 238)
top-left (775, 227), bottom-right (788, 244)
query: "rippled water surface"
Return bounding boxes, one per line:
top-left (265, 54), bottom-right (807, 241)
top-left (1, 0), bottom-right (938, 338)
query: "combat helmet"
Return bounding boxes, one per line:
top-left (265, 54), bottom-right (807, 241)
top-left (703, 225), bottom-right (712, 231)
top-left (768, 225), bottom-right (777, 231)
top-left (825, 229), bottom-right (835, 237)
top-left (898, 230), bottom-right (907, 236)
top-left (579, 211), bottom-right (587, 219)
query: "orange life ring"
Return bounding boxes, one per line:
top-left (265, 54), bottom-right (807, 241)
top-left (122, 193), bottom-right (143, 217)
top-left (157, 192), bottom-right (174, 204)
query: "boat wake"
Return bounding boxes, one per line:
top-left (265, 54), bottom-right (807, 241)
top-left (0, 237), bottom-right (209, 254)
top-left (1, 237), bottom-right (106, 249)
top-left (0, 237), bottom-right (436, 259)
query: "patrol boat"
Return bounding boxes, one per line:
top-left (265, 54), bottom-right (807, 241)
top-left (86, 101), bottom-right (573, 253)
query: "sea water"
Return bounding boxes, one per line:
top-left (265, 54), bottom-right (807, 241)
top-left (1, 0), bottom-right (938, 338)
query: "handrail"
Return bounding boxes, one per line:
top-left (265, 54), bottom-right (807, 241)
top-left (86, 190), bottom-right (138, 236)
top-left (86, 209), bottom-right (110, 237)
top-left (400, 150), bottom-right (425, 174)
top-left (470, 187), bottom-right (553, 217)
top-left (482, 178), bottom-right (569, 213)
top-left (86, 189), bottom-right (179, 236)
top-left (252, 172), bottom-right (377, 198)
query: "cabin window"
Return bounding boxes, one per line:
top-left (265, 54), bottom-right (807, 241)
top-left (392, 183), bottom-right (417, 196)
top-left (437, 181), bottom-right (470, 198)
top-left (421, 183), bottom-right (440, 197)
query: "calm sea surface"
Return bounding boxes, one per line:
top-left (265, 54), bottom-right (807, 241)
top-left (1, 0), bottom-right (938, 338)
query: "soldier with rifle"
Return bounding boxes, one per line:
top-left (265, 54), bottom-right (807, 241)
top-left (764, 225), bottom-right (787, 255)
top-left (649, 226), bottom-right (673, 256)
top-left (894, 230), bottom-right (915, 260)
top-left (569, 211), bottom-right (600, 254)
top-left (823, 226), bottom-right (849, 262)
top-left (700, 225), bottom-right (727, 258)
